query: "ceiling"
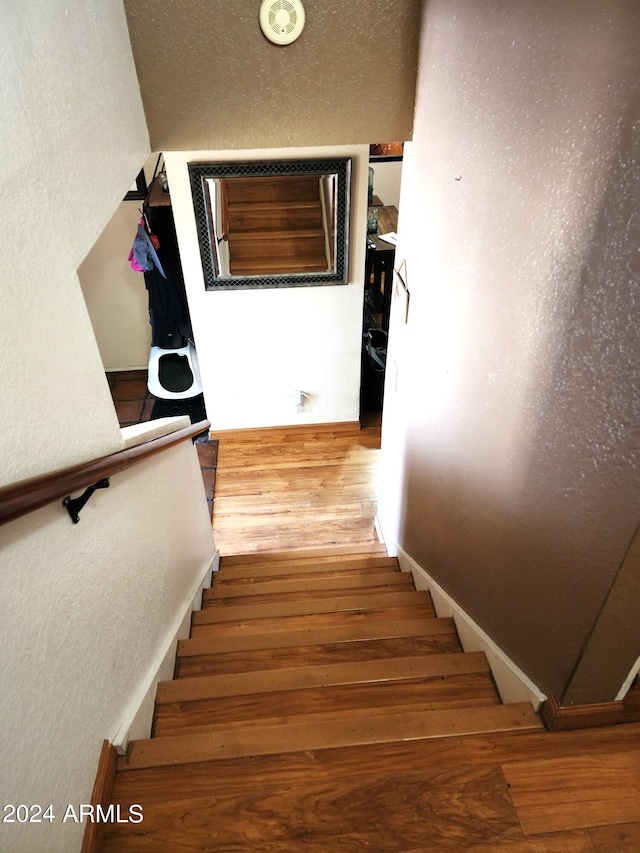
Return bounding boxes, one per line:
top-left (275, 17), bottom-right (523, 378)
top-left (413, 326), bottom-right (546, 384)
top-left (124, 0), bottom-right (423, 151)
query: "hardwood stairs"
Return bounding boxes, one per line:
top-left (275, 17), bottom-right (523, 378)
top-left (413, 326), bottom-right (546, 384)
top-left (225, 175), bottom-right (329, 275)
top-left (101, 548), bottom-right (544, 850)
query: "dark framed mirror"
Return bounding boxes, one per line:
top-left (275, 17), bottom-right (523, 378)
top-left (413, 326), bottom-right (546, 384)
top-left (188, 158), bottom-right (351, 290)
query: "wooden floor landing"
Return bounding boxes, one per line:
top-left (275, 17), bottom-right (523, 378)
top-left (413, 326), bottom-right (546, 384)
top-left (210, 417), bottom-right (382, 555)
top-left (106, 724), bottom-right (640, 851)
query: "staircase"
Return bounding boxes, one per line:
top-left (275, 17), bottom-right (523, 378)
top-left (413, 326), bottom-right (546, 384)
top-left (225, 175), bottom-right (329, 275)
top-left (102, 547), bottom-right (542, 850)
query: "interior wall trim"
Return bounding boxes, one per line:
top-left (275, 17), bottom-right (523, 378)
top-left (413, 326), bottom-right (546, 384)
top-left (373, 515), bottom-right (386, 551)
top-left (209, 421), bottom-right (361, 440)
top-left (111, 549), bottom-right (219, 755)
top-left (540, 685), bottom-right (640, 731)
top-left (397, 548), bottom-right (547, 711)
top-left (81, 739), bottom-right (118, 853)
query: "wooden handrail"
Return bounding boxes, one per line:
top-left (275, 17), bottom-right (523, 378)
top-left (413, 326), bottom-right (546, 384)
top-left (0, 419), bottom-right (210, 527)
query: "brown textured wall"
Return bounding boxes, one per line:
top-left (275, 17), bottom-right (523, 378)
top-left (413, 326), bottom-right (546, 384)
top-left (378, 0), bottom-right (640, 702)
top-left (123, 0), bottom-right (421, 151)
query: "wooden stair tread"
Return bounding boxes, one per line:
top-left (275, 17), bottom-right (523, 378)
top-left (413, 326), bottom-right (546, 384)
top-left (216, 555), bottom-right (399, 579)
top-left (215, 557), bottom-right (399, 577)
top-left (189, 604), bottom-right (438, 639)
top-left (205, 573), bottom-right (413, 605)
top-left (157, 652), bottom-right (491, 703)
top-left (193, 589), bottom-right (430, 624)
top-left (122, 703), bottom-right (542, 769)
top-left (230, 228), bottom-right (325, 241)
top-left (203, 587), bottom-right (412, 609)
top-left (229, 244), bottom-right (326, 262)
top-left (175, 633), bottom-right (464, 678)
top-left (207, 569), bottom-right (410, 596)
top-left (227, 199), bottom-right (324, 212)
top-left (179, 615), bottom-right (456, 656)
top-left (229, 261), bottom-right (329, 275)
top-left (224, 178), bottom-right (321, 205)
top-left (154, 695), bottom-right (502, 740)
top-left (110, 724), bottom-right (640, 795)
top-left (228, 207), bottom-right (323, 232)
top-left (214, 566), bottom-right (401, 585)
top-left (153, 673), bottom-right (502, 734)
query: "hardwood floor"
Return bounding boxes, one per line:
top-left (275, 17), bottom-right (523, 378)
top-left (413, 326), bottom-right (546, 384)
top-left (105, 725), bottom-right (640, 851)
top-left (210, 417), bottom-right (383, 555)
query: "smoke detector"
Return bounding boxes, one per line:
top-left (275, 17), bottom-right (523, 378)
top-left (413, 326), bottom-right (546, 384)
top-left (259, 0), bottom-right (305, 45)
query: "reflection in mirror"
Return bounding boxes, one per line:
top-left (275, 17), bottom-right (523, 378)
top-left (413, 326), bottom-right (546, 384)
top-left (189, 159), bottom-right (351, 290)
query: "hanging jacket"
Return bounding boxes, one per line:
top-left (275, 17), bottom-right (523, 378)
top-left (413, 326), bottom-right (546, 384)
top-left (129, 223), bottom-right (166, 278)
top-left (143, 204), bottom-right (192, 349)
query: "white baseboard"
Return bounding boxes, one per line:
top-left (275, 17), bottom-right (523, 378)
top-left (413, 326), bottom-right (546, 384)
top-left (374, 515), bottom-right (393, 553)
top-left (397, 548), bottom-right (546, 711)
top-left (112, 549), bottom-right (219, 753)
top-left (616, 654), bottom-right (640, 701)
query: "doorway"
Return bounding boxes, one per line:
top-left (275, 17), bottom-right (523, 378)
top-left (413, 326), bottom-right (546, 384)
top-left (360, 144), bottom-right (404, 418)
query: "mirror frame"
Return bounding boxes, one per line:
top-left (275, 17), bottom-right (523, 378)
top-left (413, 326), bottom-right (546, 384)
top-left (188, 158), bottom-right (351, 290)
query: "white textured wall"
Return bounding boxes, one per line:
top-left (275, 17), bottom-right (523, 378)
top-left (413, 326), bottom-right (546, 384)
top-left (378, 0), bottom-right (640, 701)
top-left (0, 0), bottom-right (149, 484)
top-left (0, 4), bottom-right (216, 851)
top-left (78, 201), bottom-right (152, 371)
top-left (0, 435), bottom-right (215, 853)
top-left (165, 146), bottom-right (368, 430)
top-left (370, 160), bottom-right (403, 209)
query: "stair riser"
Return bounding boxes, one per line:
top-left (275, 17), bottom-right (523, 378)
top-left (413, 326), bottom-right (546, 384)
top-left (219, 545), bottom-right (389, 567)
top-left (175, 634), bottom-right (464, 678)
top-left (224, 176), bottom-right (321, 204)
top-left (189, 605), bottom-right (438, 639)
top-left (204, 579), bottom-right (414, 607)
top-left (157, 652), bottom-right (491, 704)
top-left (124, 703), bottom-right (542, 770)
top-left (207, 571), bottom-right (410, 599)
top-left (228, 205), bottom-right (323, 230)
top-left (215, 562), bottom-right (399, 582)
top-left (179, 616), bottom-right (455, 656)
top-left (193, 590), bottom-right (430, 625)
top-left (155, 696), bottom-right (502, 739)
top-left (154, 673), bottom-right (503, 735)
